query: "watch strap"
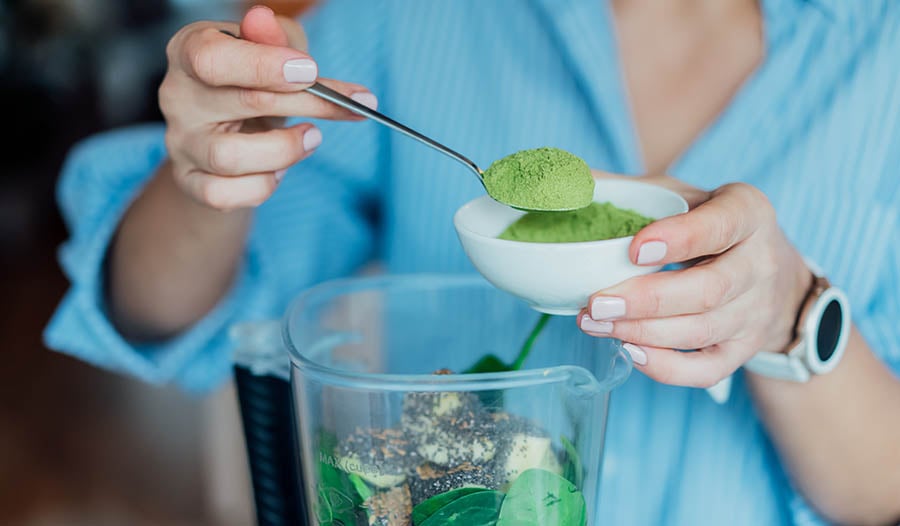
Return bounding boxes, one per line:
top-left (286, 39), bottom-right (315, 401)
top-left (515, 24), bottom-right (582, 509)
top-left (743, 344), bottom-right (811, 381)
top-left (743, 257), bottom-right (827, 382)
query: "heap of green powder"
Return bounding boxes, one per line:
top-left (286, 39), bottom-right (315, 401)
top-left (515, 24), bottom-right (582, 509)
top-left (482, 147), bottom-right (594, 211)
top-left (499, 202), bottom-right (654, 243)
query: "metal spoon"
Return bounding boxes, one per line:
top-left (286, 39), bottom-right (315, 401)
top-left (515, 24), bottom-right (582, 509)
top-left (307, 83), bottom-right (482, 182)
top-left (306, 83), bottom-right (580, 212)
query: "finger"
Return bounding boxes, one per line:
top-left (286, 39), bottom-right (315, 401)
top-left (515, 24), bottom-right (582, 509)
top-left (276, 15), bottom-right (308, 51)
top-left (188, 122), bottom-right (321, 176)
top-left (179, 170), bottom-right (281, 211)
top-left (579, 309), bottom-right (739, 351)
top-left (630, 183), bottom-right (774, 266)
top-left (587, 249), bottom-right (752, 320)
top-left (177, 23), bottom-right (317, 91)
top-left (240, 5), bottom-right (290, 47)
top-left (183, 77), bottom-right (376, 121)
top-left (620, 343), bottom-right (745, 389)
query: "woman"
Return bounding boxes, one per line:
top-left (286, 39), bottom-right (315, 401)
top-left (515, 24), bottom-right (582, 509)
top-left (46, 1), bottom-right (900, 524)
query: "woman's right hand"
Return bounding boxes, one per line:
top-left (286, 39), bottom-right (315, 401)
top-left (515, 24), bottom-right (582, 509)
top-left (159, 5), bottom-right (377, 211)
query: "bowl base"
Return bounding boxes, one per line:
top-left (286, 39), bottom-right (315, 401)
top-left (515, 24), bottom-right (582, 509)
top-left (531, 305), bottom-right (581, 316)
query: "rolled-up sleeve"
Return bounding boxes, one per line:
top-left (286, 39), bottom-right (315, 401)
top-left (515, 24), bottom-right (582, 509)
top-left (42, 125), bottom-right (269, 391)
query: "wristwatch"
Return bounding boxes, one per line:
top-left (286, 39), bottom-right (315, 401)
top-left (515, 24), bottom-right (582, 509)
top-left (743, 260), bottom-right (851, 382)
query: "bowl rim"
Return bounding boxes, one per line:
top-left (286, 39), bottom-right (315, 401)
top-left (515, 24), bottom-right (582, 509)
top-left (453, 178), bottom-right (689, 248)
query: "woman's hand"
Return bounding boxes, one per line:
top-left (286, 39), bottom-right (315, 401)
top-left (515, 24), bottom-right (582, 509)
top-left (159, 5), bottom-right (377, 211)
top-left (578, 173), bottom-right (813, 388)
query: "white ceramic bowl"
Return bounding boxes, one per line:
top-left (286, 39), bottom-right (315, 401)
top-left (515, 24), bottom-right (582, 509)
top-left (454, 179), bottom-right (689, 315)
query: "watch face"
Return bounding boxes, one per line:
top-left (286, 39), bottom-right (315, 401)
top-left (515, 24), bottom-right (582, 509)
top-left (816, 299), bottom-right (843, 362)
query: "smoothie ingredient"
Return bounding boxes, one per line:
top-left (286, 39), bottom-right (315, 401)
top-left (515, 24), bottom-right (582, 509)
top-left (482, 147), bottom-right (594, 211)
top-left (412, 487), bottom-right (491, 525)
top-left (496, 469), bottom-right (587, 526)
top-left (364, 484), bottom-right (413, 526)
top-left (499, 201), bottom-right (654, 243)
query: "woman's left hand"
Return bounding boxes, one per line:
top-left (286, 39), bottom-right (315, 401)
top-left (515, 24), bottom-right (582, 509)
top-left (578, 174), bottom-right (813, 388)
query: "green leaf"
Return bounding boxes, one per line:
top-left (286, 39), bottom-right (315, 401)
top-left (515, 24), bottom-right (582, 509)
top-left (463, 354), bottom-right (512, 374)
top-left (316, 431), bottom-right (364, 525)
top-left (412, 487), bottom-right (491, 525)
top-left (420, 490), bottom-right (505, 526)
top-left (348, 473), bottom-right (373, 502)
top-left (497, 469), bottom-right (587, 526)
top-left (560, 435), bottom-right (584, 488)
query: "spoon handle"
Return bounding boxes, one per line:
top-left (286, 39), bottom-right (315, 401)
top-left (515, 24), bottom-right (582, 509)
top-left (306, 83), bottom-right (483, 179)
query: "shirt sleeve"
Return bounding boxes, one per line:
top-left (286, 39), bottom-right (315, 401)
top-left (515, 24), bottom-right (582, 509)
top-left (42, 0), bottom-right (387, 393)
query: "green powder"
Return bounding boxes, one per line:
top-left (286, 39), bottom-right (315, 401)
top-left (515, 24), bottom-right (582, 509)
top-left (499, 202), bottom-right (654, 243)
top-left (482, 147), bottom-right (594, 210)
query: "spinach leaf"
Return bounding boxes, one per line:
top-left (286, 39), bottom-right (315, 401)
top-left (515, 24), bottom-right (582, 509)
top-left (464, 314), bottom-right (552, 374)
top-left (348, 473), bottom-right (373, 502)
top-left (560, 435), bottom-right (584, 487)
top-left (463, 354), bottom-right (509, 374)
top-left (420, 490), bottom-right (505, 526)
top-left (316, 431), bottom-right (365, 525)
top-left (497, 469), bottom-right (586, 526)
top-left (412, 487), bottom-right (490, 525)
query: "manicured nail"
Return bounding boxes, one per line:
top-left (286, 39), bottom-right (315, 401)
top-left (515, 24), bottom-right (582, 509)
top-left (580, 314), bottom-right (613, 335)
top-left (590, 296), bottom-right (625, 320)
top-left (350, 92), bottom-right (378, 110)
top-left (284, 59), bottom-right (317, 83)
top-left (637, 241), bottom-right (667, 265)
top-left (275, 169), bottom-right (287, 182)
top-left (303, 127), bottom-right (322, 151)
top-left (623, 343), bottom-right (648, 365)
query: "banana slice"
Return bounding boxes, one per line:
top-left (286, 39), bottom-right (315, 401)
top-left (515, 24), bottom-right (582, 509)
top-left (402, 390), bottom-right (496, 466)
top-left (498, 433), bottom-right (563, 484)
top-left (336, 427), bottom-right (413, 488)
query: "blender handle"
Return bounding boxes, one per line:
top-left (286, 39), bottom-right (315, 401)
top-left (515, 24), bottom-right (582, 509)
top-left (234, 365), bottom-right (310, 525)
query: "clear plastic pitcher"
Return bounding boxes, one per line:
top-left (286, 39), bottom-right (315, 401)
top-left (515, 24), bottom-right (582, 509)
top-left (282, 274), bottom-right (631, 526)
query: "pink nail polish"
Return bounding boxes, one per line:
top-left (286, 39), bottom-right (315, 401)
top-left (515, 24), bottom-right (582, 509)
top-left (623, 343), bottom-right (648, 365)
top-left (590, 296), bottom-right (626, 320)
top-left (581, 314), bottom-right (613, 335)
top-left (637, 241), bottom-right (667, 265)
top-left (284, 59), bottom-right (317, 83)
top-left (303, 128), bottom-right (322, 151)
top-left (350, 92), bottom-right (378, 110)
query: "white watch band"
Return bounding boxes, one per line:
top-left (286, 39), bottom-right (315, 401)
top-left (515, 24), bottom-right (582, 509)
top-left (744, 257), bottom-right (848, 382)
top-left (743, 344), bottom-right (811, 382)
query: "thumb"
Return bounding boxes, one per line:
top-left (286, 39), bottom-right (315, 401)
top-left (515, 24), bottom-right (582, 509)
top-left (239, 5), bottom-right (289, 47)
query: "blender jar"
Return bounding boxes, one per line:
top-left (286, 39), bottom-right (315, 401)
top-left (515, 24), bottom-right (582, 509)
top-left (283, 274), bottom-right (631, 526)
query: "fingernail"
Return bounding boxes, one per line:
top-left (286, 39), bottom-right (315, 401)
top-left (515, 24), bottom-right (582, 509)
top-left (637, 241), bottom-right (667, 265)
top-left (249, 4), bottom-right (274, 14)
top-left (623, 343), bottom-right (648, 365)
top-left (303, 127), bottom-right (322, 151)
top-left (284, 59), bottom-right (317, 83)
top-left (350, 92), bottom-right (378, 110)
top-left (275, 169), bottom-right (286, 182)
top-left (590, 296), bottom-right (626, 320)
top-left (580, 314), bottom-right (613, 335)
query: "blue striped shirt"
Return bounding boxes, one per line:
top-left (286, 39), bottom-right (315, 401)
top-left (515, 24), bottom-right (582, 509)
top-left (45, 0), bottom-right (900, 524)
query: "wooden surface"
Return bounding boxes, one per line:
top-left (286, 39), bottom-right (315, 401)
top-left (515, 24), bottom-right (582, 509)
top-left (0, 215), bottom-right (252, 525)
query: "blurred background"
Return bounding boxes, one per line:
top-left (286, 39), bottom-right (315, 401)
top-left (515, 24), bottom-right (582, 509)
top-left (1, 1), bottom-right (311, 524)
